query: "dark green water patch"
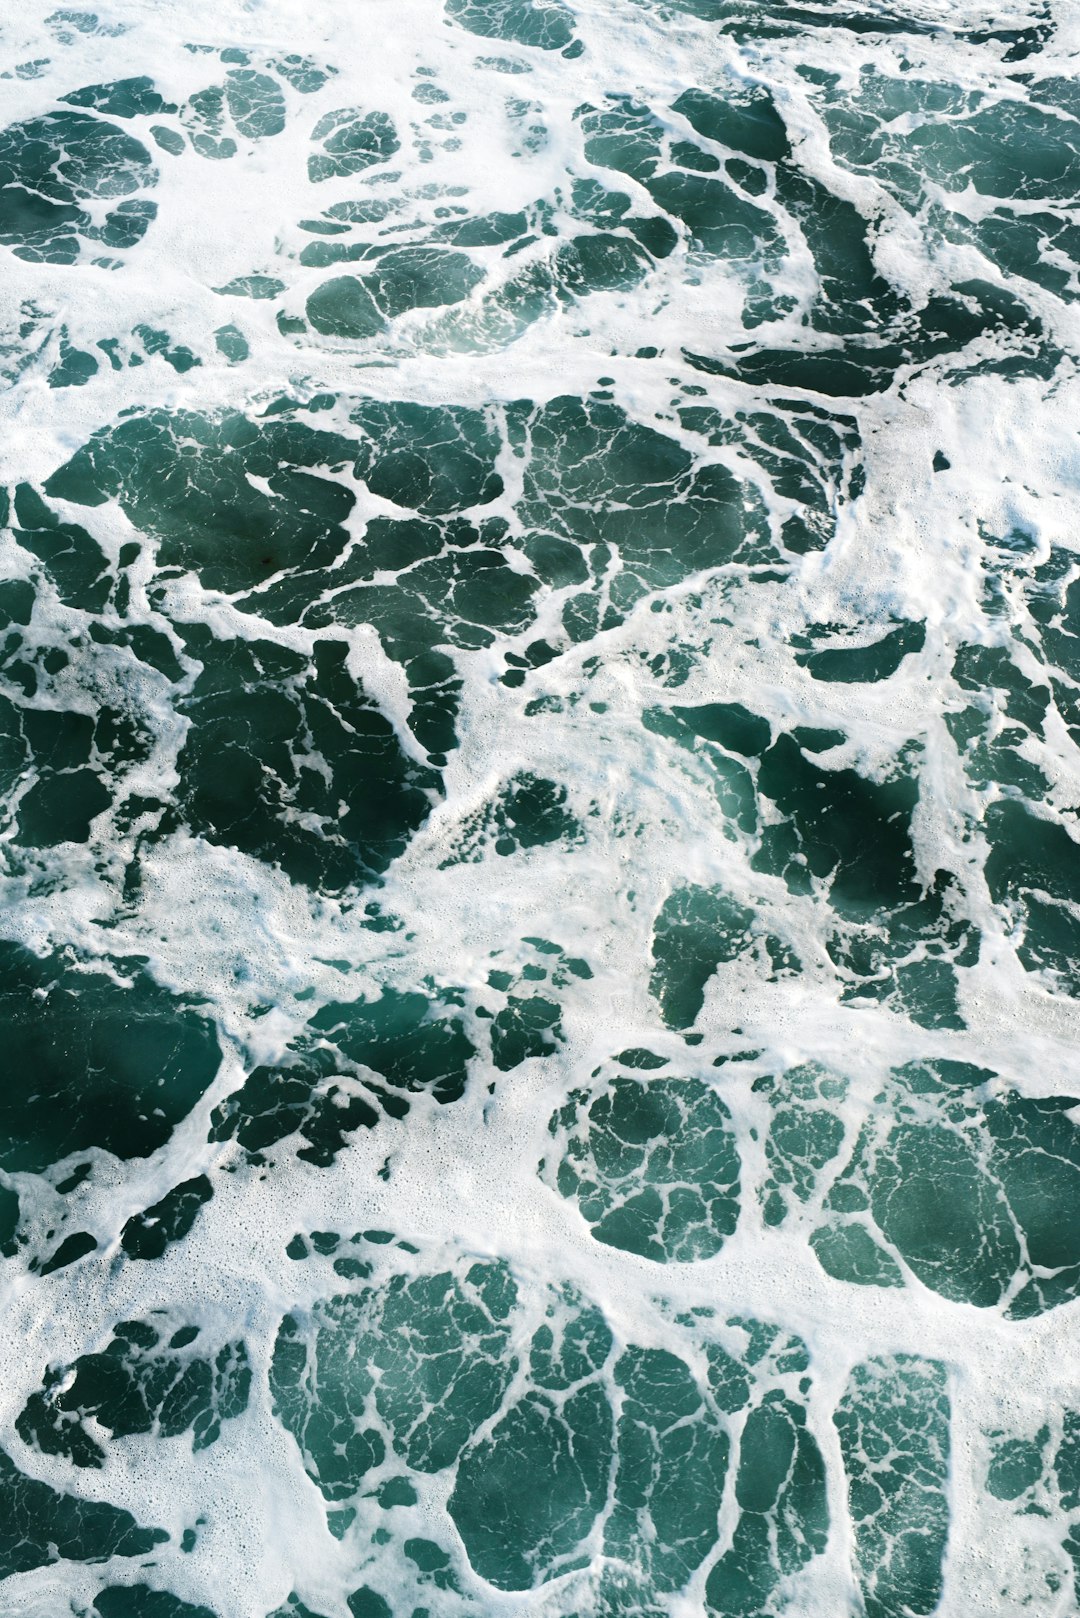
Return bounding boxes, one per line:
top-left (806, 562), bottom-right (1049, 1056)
top-left (44, 408), bottom-right (358, 594)
top-left (549, 1068), bottom-right (741, 1260)
top-left (819, 70), bottom-right (1080, 301)
top-left (688, 274), bottom-right (1058, 394)
top-left (62, 76), bottom-right (173, 118)
top-left (835, 1356), bottom-right (950, 1618)
top-left (223, 70), bottom-right (287, 141)
top-left (215, 274), bottom-right (286, 300)
top-left (449, 1287), bottom-right (612, 1588)
top-left (0, 625), bottom-right (179, 847)
top-left (753, 734), bottom-right (976, 1026)
top-left (269, 1244), bottom-right (831, 1599)
top-left (210, 981), bottom-right (475, 1163)
top-left (271, 54), bottom-right (336, 94)
top-left (827, 77), bottom-right (1080, 206)
top-left (38, 1229), bottom-right (98, 1274)
top-left (984, 800), bottom-right (1080, 996)
top-left (0, 649), bottom-right (149, 822)
top-left (121, 1175), bottom-right (214, 1260)
top-left (271, 1259), bottom-right (518, 1497)
top-left (810, 1221), bottom-right (904, 1288)
top-left (11, 482), bottom-right (112, 611)
top-left (754, 1062), bottom-right (848, 1229)
top-left (309, 985), bottom-right (474, 1106)
top-left (306, 276), bottom-right (386, 338)
top-left (0, 109), bottom-right (157, 262)
top-left (18, 1318), bottom-right (251, 1467)
top-left (173, 631), bottom-right (439, 890)
top-left (49, 330), bottom-right (100, 388)
top-left (480, 938), bottom-right (590, 1070)
top-left (0, 1445), bottom-right (165, 1578)
top-left (514, 393), bottom-right (772, 638)
top-left (669, 701), bottom-right (771, 757)
top-left (23, 393), bottom-right (837, 821)
top-left (210, 1053), bottom-right (381, 1166)
top-left (986, 1425), bottom-right (1050, 1504)
top-left (705, 1392), bottom-right (828, 1614)
top-left (445, 772), bottom-right (583, 862)
top-left (608, 1345), bottom-right (729, 1593)
top-left (0, 1181), bottom-right (19, 1257)
top-left (210, 986), bottom-right (472, 1171)
top-left (491, 992), bottom-right (562, 1069)
top-left (445, 0), bottom-right (577, 51)
top-left (676, 397), bottom-right (862, 555)
top-left (675, 85), bottom-right (790, 163)
top-left (361, 247), bottom-right (486, 318)
top-left (665, 0), bottom-right (941, 38)
top-left (687, 343), bottom-right (900, 398)
top-left (651, 884), bottom-right (799, 1029)
top-left (309, 108), bottom-right (399, 181)
top-left (176, 68), bottom-right (288, 159)
top-left (579, 92), bottom-right (783, 262)
top-left (648, 169), bottom-right (781, 260)
top-left (302, 524), bottom-right (536, 661)
top-left (644, 705), bottom-right (761, 837)
top-left (812, 1060), bottom-right (1080, 1316)
top-left (579, 78), bottom-right (1053, 374)
top-left (351, 399), bottom-right (503, 516)
top-left (946, 640), bottom-right (1055, 819)
top-left (301, 191), bottom-right (550, 319)
top-left (96, 1587), bottom-right (218, 1618)
top-left (0, 941), bottom-right (220, 1174)
top-left (796, 619), bottom-right (925, 682)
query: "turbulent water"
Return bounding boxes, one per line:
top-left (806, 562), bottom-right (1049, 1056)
top-left (2, 0), bottom-right (1080, 1614)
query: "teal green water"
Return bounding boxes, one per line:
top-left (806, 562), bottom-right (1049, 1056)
top-left (1, 0), bottom-right (1080, 1614)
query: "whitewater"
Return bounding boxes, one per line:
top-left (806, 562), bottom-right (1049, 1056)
top-left (1, 0), bottom-right (1080, 1614)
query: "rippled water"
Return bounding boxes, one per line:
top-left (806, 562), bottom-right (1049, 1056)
top-left (1, 1), bottom-right (1080, 1614)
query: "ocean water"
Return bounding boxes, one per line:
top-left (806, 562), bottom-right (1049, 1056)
top-left (1, 0), bottom-right (1080, 1613)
